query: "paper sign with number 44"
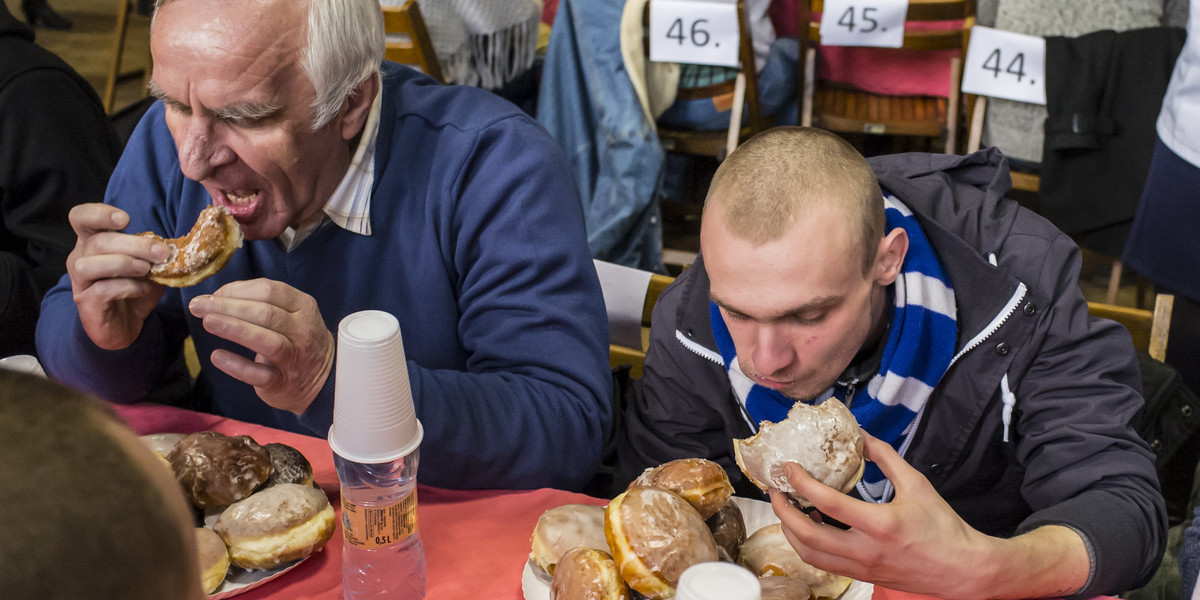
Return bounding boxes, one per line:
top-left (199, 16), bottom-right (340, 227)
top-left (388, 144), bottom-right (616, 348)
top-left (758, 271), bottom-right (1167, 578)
top-left (960, 25), bottom-right (1046, 105)
top-left (819, 0), bottom-right (907, 48)
top-left (649, 0), bottom-right (741, 68)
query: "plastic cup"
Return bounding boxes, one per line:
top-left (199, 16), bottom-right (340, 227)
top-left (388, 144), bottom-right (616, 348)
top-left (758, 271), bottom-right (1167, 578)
top-left (675, 562), bottom-right (762, 600)
top-left (0, 354), bottom-right (46, 377)
top-left (328, 310), bottom-right (423, 464)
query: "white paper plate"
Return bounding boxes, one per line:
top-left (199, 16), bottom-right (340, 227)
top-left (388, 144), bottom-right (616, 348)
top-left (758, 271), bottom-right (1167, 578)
top-left (520, 496), bottom-right (873, 600)
top-left (208, 558), bottom-right (307, 599)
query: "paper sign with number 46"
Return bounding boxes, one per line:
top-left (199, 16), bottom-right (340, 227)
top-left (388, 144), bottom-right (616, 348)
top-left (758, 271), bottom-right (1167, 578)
top-left (649, 0), bottom-right (741, 68)
top-left (961, 25), bottom-right (1046, 105)
top-left (819, 0), bottom-right (907, 48)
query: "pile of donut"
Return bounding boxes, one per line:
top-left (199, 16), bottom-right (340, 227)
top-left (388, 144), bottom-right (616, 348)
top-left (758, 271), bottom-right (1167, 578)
top-left (141, 431), bottom-right (337, 595)
top-left (530, 399), bottom-right (866, 600)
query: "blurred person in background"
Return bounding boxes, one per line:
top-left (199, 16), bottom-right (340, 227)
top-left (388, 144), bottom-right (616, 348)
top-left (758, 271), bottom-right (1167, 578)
top-left (0, 2), bottom-right (121, 357)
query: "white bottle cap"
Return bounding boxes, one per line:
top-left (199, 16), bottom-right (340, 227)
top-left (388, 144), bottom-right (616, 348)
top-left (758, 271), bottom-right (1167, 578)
top-left (675, 562), bottom-right (762, 600)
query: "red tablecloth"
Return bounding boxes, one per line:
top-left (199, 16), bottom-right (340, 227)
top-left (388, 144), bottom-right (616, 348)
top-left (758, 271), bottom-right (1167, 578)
top-left (116, 403), bottom-right (1106, 600)
top-left (114, 403), bottom-right (607, 600)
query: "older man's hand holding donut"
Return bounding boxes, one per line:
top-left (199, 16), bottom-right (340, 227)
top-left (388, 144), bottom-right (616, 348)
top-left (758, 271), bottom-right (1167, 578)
top-left (65, 202), bottom-right (173, 351)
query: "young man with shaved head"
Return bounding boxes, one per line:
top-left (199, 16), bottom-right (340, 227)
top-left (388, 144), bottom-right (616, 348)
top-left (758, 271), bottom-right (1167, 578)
top-left (617, 127), bottom-right (1165, 598)
top-left (36, 0), bottom-right (610, 492)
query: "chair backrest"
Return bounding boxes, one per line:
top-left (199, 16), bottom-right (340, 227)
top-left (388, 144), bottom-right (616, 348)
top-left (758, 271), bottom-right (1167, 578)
top-left (600, 262), bottom-right (674, 380)
top-left (1088, 293), bottom-right (1173, 361)
top-left (643, 0), bottom-right (768, 158)
top-left (381, 1), bottom-right (445, 83)
top-left (798, 0), bottom-right (975, 153)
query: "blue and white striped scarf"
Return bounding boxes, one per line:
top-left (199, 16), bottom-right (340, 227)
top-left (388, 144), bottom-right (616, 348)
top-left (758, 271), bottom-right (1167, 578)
top-left (712, 194), bottom-right (957, 502)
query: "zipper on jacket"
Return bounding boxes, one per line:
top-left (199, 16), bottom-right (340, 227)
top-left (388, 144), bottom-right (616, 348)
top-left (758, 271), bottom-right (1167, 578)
top-left (948, 281), bottom-right (1027, 368)
top-left (675, 329), bottom-right (724, 365)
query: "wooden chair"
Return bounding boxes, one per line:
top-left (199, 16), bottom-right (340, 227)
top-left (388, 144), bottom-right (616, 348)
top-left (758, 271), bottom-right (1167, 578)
top-left (381, 1), bottom-right (445, 83)
top-left (1087, 293), bottom-right (1173, 361)
top-left (604, 269), bottom-right (675, 380)
top-left (799, 0), bottom-right (975, 154)
top-left (645, 0), bottom-right (770, 160)
top-left (103, 0), bottom-right (151, 113)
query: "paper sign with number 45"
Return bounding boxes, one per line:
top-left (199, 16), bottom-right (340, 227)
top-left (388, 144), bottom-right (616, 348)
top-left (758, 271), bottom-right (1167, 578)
top-left (649, 0), bottom-right (741, 68)
top-left (819, 0), bottom-right (907, 48)
top-left (960, 25), bottom-right (1046, 105)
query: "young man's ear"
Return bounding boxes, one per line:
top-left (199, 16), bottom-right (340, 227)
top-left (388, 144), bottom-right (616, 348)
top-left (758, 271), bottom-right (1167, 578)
top-left (872, 228), bottom-right (909, 286)
top-left (339, 73), bottom-right (379, 141)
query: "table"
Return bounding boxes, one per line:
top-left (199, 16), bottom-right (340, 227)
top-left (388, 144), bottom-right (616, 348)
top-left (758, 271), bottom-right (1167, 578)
top-left (114, 403), bottom-right (1096, 600)
top-left (114, 402), bottom-right (607, 600)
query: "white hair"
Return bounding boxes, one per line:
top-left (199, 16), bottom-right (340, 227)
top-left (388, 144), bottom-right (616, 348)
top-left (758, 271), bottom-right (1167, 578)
top-left (300, 0), bottom-right (385, 130)
top-left (154, 0), bottom-right (384, 131)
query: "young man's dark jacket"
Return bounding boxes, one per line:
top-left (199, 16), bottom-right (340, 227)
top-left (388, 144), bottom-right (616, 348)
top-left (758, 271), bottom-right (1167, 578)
top-left (616, 148), bottom-right (1166, 598)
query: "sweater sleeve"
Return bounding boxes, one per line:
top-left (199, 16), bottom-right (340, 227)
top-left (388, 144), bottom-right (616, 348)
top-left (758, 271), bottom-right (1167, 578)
top-left (378, 114), bottom-right (612, 492)
top-left (1007, 228), bottom-right (1167, 597)
top-left (36, 102), bottom-right (189, 402)
top-left (0, 67), bottom-right (119, 356)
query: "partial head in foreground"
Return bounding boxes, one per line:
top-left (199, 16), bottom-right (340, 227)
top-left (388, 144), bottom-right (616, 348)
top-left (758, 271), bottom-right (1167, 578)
top-left (700, 126), bottom-right (908, 401)
top-left (148, 0), bottom-right (383, 240)
top-left (0, 371), bottom-right (202, 600)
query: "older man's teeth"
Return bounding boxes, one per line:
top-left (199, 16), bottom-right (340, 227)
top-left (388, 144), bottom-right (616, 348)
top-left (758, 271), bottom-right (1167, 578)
top-left (227, 192), bottom-right (255, 205)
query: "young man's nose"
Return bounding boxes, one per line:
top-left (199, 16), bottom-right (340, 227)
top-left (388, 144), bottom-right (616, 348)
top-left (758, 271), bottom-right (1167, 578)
top-left (749, 326), bottom-right (795, 378)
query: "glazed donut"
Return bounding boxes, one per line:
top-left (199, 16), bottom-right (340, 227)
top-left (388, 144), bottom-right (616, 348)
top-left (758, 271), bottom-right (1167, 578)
top-left (213, 483), bottom-right (337, 570)
top-left (168, 431), bottom-right (272, 510)
top-left (630, 458), bottom-right (734, 520)
top-left (604, 487), bottom-right (719, 600)
top-left (265, 442), bottom-right (314, 487)
top-left (529, 503), bottom-right (608, 578)
top-left (550, 547), bottom-right (631, 600)
top-left (194, 527), bottom-right (230, 594)
top-left (140, 205), bottom-right (242, 288)
top-left (738, 523), bottom-right (851, 599)
top-left (734, 399), bottom-right (864, 508)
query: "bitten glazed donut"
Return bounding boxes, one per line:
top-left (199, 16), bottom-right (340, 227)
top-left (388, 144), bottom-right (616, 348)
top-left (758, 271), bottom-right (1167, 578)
top-left (213, 483), bottom-right (337, 570)
top-left (140, 205), bottom-right (242, 287)
top-left (734, 399), bottom-right (864, 508)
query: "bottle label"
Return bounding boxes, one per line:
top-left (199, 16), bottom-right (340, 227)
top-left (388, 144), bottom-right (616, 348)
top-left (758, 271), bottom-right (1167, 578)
top-left (341, 489), bottom-right (419, 549)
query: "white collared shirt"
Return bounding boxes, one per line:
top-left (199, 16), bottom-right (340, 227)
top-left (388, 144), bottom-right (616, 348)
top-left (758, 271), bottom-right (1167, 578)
top-left (278, 85), bottom-right (383, 251)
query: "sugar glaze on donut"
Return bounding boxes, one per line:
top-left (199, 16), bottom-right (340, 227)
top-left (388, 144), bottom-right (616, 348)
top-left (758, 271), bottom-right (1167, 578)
top-left (141, 205), bottom-right (242, 288)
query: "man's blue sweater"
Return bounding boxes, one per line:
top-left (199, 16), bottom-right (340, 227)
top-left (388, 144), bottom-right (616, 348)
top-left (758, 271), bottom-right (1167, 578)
top-left (37, 64), bottom-right (612, 491)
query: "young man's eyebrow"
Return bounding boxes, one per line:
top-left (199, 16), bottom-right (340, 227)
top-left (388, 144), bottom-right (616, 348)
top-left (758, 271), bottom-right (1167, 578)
top-left (710, 294), bottom-right (841, 320)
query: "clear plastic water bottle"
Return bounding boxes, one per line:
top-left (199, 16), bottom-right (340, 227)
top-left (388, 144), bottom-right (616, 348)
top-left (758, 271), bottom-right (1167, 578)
top-left (329, 310), bottom-right (427, 599)
top-left (335, 449), bottom-right (426, 599)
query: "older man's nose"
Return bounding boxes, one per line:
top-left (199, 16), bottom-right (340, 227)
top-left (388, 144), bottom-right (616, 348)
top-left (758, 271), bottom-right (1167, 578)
top-left (177, 119), bottom-right (233, 181)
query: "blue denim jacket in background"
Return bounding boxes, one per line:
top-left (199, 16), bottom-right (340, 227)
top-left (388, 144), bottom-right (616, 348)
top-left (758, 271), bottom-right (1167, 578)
top-left (537, 0), bottom-right (666, 272)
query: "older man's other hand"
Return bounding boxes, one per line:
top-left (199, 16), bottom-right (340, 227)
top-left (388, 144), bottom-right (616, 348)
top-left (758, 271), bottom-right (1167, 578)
top-left (189, 279), bottom-right (334, 414)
